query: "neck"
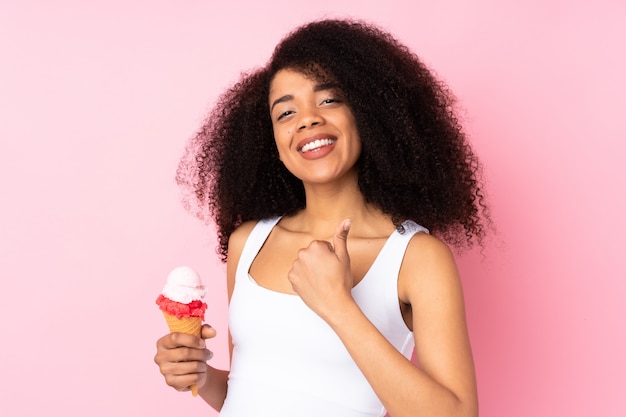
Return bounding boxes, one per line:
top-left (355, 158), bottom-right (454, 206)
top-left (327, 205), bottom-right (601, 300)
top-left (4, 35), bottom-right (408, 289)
top-left (291, 173), bottom-right (391, 238)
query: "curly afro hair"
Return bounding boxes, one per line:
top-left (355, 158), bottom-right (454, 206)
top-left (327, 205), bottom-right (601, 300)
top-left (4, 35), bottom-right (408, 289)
top-left (177, 19), bottom-right (490, 262)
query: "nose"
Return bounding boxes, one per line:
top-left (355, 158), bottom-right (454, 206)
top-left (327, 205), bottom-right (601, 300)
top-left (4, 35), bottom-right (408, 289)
top-left (297, 107), bottom-right (324, 131)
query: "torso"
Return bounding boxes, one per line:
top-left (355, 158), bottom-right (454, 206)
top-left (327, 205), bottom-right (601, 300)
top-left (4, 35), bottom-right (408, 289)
top-left (247, 215), bottom-right (415, 328)
top-left (222, 216), bottom-right (429, 417)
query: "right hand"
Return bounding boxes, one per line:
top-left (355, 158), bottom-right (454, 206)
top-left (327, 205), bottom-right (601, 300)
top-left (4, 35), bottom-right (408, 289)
top-left (154, 324), bottom-right (217, 393)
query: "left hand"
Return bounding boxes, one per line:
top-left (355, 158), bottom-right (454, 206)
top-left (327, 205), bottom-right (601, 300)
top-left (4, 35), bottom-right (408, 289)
top-left (287, 218), bottom-right (355, 320)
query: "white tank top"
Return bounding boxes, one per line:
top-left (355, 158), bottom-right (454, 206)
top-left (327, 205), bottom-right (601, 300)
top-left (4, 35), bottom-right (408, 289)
top-left (220, 217), bottom-right (428, 417)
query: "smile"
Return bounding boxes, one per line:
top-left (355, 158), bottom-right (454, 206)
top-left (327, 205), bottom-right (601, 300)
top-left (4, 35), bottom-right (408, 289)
top-left (299, 138), bottom-right (337, 153)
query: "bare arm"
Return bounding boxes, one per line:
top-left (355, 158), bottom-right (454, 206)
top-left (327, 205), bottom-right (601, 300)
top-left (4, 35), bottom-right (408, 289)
top-left (154, 327), bottom-right (228, 410)
top-left (288, 220), bottom-right (478, 417)
top-left (154, 221), bottom-right (255, 411)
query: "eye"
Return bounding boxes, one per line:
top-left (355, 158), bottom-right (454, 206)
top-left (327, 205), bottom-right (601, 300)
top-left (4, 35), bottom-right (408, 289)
top-left (276, 110), bottom-right (295, 121)
top-left (320, 98), bottom-right (341, 105)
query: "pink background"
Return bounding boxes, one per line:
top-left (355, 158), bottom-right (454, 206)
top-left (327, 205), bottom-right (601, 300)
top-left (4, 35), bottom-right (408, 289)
top-left (1, 1), bottom-right (624, 416)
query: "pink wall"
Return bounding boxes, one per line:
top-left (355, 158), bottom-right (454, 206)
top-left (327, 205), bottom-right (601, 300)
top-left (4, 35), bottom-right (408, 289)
top-left (1, 1), bottom-right (624, 416)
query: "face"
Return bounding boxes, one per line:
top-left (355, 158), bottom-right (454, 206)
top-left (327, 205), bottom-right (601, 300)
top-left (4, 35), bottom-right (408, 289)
top-left (268, 68), bottom-right (361, 186)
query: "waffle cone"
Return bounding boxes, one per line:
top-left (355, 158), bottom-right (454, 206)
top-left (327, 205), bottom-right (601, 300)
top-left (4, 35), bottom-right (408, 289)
top-left (161, 312), bottom-right (202, 396)
top-left (162, 311), bottom-right (202, 336)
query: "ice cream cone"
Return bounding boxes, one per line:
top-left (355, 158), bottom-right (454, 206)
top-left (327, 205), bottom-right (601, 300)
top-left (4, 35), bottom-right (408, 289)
top-left (157, 266), bottom-right (207, 398)
top-left (162, 311), bottom-right (202, 396)
top-left (162, 311), bottom-right (202, 336)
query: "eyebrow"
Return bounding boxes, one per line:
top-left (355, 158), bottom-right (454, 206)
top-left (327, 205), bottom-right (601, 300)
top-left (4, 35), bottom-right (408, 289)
top-left (270, 82), bottom-right (341, 112)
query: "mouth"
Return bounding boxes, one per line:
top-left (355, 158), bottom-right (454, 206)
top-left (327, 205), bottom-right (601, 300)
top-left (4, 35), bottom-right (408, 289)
top-left (298, 137), bottom-right (337, 153)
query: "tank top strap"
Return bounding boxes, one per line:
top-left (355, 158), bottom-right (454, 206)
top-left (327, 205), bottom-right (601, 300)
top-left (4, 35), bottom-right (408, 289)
top-left (235, 216), bottom-right (282, 282)
top-left (376, 220), bottom-right (429, 267)
top-left (399, 219), bottom-right (429, 237)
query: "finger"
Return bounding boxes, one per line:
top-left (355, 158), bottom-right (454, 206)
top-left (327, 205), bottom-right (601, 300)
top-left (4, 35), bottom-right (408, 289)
top-left (167, 345), bottom-right (214, 363)
top-left (201, 324), bottom-right (217, 340)
top-left (163, 363), bottom-right (208, 391)
top-left (158, 332), bottom-right (206, 350)
top-left (155, 340), bottom-right (213, 369)
top-left (308, 240), bottom-right (334, 253)
top-left (161, 354), bottom-right (210, 375)
top-left (332, 218), bottom-right (352, 261)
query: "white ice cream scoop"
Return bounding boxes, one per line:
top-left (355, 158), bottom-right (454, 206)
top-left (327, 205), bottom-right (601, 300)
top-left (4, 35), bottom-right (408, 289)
top-left (161, 266), bottom-right (207, 304)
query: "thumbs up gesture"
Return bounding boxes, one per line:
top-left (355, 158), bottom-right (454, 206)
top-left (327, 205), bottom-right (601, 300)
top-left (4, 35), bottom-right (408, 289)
top-left (288, 219), bottom-right (354, 321)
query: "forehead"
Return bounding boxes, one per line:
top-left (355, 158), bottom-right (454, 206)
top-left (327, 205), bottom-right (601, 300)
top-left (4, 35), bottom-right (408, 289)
top-left (269, 69), bottom-right (315, 94)
top-left (268, 68), bottom-right (340, 102)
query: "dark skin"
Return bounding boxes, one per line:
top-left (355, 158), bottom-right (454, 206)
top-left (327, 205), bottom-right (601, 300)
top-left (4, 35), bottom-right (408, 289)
top-left (154, 327), bottom-right (215, 393)
top-left (155, 69), bottom-right (478, 417)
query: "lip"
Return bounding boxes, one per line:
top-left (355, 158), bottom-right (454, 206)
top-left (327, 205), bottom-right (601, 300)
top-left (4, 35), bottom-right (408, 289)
top-left (296, 133), bottom-right (338, 152)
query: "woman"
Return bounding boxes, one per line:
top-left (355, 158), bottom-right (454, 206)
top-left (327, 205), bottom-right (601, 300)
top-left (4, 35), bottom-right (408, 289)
top-left (155, 19), bottom-right (488, 417)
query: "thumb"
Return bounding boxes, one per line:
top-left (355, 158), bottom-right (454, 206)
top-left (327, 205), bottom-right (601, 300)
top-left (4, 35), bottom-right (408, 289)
top-left (201, 324), bottom-right (217, 340)
top-left (333, 218), bottom-right (352, 262)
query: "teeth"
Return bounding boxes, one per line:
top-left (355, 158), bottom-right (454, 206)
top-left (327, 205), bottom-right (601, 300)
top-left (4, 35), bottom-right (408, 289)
top-left (300, 138), bottom-right (335, 153)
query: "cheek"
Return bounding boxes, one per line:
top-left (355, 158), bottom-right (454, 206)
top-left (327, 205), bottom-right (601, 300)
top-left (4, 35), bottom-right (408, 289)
top-left (272, 133), bottom-right (285, 161)
top-left (272, 126), bottom-right (292, 148)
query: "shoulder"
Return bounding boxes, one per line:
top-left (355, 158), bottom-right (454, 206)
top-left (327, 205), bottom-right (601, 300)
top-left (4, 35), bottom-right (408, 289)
top-left (226, 220), bottom-right (259, 270)
top-left (398, 232), bottom-right (462, 305)
top-left (225, 220), bottom-right (261, 298)
top-left (405, 232), bottom-right (457, 270)
top-left (227, 217), bottom-right (281, 261)
top-left (227, 220), bottom-right (258, 254)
